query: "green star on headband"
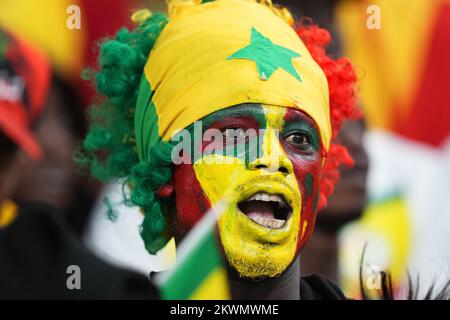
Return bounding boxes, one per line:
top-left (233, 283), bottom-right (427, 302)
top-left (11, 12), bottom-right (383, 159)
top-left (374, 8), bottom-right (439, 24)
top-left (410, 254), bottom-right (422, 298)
top-left (227, 27), bottom-right (302, 81)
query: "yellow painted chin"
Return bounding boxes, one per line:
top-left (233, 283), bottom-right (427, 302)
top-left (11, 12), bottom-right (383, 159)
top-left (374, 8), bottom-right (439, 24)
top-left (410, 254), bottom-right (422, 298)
top-left (193, 154), bottom-right (302, 278)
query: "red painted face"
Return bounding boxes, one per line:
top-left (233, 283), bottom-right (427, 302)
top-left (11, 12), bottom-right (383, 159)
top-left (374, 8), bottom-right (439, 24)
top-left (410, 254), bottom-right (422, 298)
top-left (281, 107), bottom-right (324, 252)
top-left (170, 104), bottom-right (324, 277)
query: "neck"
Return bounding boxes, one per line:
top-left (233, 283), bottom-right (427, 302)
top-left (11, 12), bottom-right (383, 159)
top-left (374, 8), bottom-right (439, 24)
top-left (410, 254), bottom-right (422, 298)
top-left (228, 257), bottom-right (300, 300)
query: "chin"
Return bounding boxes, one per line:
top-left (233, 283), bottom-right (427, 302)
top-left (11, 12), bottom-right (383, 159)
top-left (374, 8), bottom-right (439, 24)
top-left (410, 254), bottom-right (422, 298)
top-left (218, 212), bottom-right (299, 279)
top-left (224, 244), bottom-right (295, 279)
top-left (215, 185), bottom-right (302, 279)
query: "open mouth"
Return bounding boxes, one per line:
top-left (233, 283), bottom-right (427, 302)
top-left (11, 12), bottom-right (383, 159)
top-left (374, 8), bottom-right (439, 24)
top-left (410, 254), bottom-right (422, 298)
top-left (238, 192), bottom-right (292, 229)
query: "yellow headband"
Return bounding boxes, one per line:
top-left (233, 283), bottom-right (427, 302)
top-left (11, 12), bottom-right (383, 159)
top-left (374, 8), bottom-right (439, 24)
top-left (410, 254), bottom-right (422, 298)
top-left (137, 0), bottom-right (331, 159)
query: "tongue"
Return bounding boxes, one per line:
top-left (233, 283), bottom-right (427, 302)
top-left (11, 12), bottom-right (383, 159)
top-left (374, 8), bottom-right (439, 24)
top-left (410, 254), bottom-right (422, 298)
top-left (239, 201), bottom-right (275, 220)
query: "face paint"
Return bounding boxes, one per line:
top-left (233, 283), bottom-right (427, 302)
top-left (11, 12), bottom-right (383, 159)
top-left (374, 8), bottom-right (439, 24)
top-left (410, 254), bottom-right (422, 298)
top-left (172, 104), bottom-right (324, 278)
top-left (281, 107), bottom-right (324, 252)
top-left (172, 104), bottom-right (265, 234)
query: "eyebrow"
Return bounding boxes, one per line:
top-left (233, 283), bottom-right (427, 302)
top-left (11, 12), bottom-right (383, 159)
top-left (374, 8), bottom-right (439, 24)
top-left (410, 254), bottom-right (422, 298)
top-left (282, 117), bottom-right (317, 132)
top-left (283, 108), bottom-right (315, 123)
top-left (284, 109), bottom-right (321, 130)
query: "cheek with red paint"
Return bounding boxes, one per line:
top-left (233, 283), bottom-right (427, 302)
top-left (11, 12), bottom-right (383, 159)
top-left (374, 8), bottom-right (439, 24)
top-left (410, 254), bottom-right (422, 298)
top-left (284, 148), bottom-right (323, 253)
top-left (173, 163), bottom-right (211, 235)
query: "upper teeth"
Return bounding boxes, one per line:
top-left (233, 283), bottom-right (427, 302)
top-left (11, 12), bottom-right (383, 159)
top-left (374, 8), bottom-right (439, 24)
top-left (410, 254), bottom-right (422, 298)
top-left (245, 192), bottom-right (287, 207)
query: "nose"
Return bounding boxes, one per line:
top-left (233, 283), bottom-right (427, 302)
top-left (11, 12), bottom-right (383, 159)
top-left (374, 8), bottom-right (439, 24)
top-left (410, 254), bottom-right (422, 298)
top-left (250, 162), bottom-right (290, 174)
top-left (248, 129), bottom-right (293, 175)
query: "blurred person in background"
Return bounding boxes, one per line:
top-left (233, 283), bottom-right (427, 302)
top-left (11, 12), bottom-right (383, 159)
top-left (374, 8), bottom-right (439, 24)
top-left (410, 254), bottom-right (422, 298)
top-left (0, 0), bottom-right (139, 235)
top-left (0, 29), bottom-right (51, 227)
top-left (336, 0), bottom-right (450, 298)
top-left (0, 24), bottom-right (157, 300)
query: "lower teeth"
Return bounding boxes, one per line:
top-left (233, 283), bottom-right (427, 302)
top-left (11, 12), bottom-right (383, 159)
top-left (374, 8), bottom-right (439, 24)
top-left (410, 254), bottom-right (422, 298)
top-left (250, 216), bottom-right (285, 229)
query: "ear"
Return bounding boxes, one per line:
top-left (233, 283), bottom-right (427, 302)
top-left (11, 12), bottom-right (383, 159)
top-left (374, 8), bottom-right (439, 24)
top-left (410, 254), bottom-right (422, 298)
top-left (156, 179), bottom-right (174, 198)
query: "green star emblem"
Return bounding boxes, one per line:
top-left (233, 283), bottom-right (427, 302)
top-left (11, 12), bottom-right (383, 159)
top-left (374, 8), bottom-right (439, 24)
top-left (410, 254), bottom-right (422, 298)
top-left (227, 27), bottom-right (302, 81)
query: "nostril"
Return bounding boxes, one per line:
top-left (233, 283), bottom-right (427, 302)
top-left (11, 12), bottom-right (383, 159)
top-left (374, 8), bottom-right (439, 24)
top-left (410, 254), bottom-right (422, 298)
top-left (279, 167), bottom-right (289, 174)
top-left (254, 163), bottom-right (289, 174)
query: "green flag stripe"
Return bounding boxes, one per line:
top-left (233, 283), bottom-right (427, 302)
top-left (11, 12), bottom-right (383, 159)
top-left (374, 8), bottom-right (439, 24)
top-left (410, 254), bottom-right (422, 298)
top-left (161, 230), bottom-right (222, 299)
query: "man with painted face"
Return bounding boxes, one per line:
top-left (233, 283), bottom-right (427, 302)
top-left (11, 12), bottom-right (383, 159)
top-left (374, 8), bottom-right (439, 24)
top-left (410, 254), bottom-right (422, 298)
top-left (80, 0), bottom-right (358, 299)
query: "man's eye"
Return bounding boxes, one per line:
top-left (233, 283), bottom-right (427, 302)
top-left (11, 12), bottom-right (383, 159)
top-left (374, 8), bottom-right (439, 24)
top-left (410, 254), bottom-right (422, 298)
top-left (284, 133), bottom-right (310, 149)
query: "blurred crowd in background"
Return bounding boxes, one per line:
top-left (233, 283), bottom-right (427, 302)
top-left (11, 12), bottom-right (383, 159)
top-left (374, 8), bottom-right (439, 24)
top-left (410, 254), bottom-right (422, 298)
top-left (0, 0), bottom-right (449, 299)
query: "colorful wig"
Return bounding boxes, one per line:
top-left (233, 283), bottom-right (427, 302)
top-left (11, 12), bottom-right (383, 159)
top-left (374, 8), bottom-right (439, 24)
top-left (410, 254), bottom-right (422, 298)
top-left (77, 1), bottom-right (359, 254)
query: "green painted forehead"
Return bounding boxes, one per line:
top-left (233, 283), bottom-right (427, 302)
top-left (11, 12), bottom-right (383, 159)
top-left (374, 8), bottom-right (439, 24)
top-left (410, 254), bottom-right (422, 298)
top-left (197, 103), bottom-right (319, 134)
